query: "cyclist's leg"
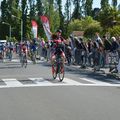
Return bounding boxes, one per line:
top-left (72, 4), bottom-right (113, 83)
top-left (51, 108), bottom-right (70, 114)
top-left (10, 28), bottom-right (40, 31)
top-left (61, 52), bottom-right (66, 63)
top-left (51, 54), bottom-right (56, 65)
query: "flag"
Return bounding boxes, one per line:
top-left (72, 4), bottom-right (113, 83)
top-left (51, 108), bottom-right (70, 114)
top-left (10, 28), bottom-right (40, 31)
top-left (40, 16), bottom-right (51, 41)
top-left (31, 20), bottom-right (38, 39)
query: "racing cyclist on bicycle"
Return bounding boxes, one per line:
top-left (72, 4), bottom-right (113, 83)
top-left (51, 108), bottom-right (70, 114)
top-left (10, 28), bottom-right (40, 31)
top-left (51, 29), bottom-right (66, 65)
top-left (20, 42), bottom-right (28, 62)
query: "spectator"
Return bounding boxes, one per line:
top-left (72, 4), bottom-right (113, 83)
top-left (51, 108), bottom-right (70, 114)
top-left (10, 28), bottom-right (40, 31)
top-left (111, 37), bottom-right (119, 51)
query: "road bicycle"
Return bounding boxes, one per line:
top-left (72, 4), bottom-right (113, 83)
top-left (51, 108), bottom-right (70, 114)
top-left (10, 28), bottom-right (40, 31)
top-left (52, 54), bottom-right (65, 82)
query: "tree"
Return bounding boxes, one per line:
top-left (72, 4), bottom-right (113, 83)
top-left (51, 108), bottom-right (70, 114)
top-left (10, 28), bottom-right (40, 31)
top-left (98, 6), bottom-right (120, 32)
top-left (64, 0), bottom-right (71, 21)
top-left (56, 0), bottom-right (65, 36)
top-left (81, 0), bottom-right (86, 16)
top-left (1, 0), bottom-right (8, 22)
top-left (28, 0), bottom-right (36, 20)
top-left (112, 0), bottom-right (117, 8)
top-left (84, 0), bottom-right (93, 16)
top-left (72, 0), bottom-right (81, 19)
top-left (21, 0), bottom-right (28, 40)
top-left (68, 19), bottom-right (82, 35)
top-left (36, 0), bottom-right (44, 16)
top-left (84, 23), bottom-right (102, 38)
top-left (49, 0), bottom-right (54, 32)
top-left (101, 0), bottom-right (109, 10)
top-left (92, 8), bottom-right (101, 20)
top-left (108, 25), bottom-right (120, 37)
top-left (68, 16), bottom-right (101, 37)
top-left (56, 0), bottom-right (64, 31)
top-left (1, 0), bottom-right (21, 40)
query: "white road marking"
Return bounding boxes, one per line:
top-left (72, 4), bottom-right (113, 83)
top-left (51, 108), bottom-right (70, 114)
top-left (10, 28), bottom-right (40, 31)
top-left (2, 78), bottom-right (23, 87)
top-left (29, 78), bottom-right (53, 86)
top-left (3, 59), bottom-right (44, 64)
top-left (0, 77), bottom-right (82, 88)
top-left (80, 77), bottom-right (111, 85)
top-left (0, 77), bottom-right (120, 89)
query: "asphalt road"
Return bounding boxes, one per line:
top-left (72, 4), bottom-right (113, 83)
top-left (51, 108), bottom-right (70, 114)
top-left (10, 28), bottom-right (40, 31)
top-left (0, 57), bottom-right (120, 120)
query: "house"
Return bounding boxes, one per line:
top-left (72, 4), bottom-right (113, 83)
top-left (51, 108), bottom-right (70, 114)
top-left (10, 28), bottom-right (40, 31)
top-left (72, 31), bottom-right (84, 38)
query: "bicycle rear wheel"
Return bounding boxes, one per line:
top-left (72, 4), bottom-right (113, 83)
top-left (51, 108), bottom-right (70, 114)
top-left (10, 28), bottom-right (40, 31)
top-left (58, 63), bottom-right (65, 82)
top-left (52, 63), bottom-right (57, 79)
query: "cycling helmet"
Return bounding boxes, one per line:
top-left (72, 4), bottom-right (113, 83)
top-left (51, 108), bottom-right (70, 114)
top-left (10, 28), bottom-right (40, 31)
top-left (57, 29), bottom-right (62, 33)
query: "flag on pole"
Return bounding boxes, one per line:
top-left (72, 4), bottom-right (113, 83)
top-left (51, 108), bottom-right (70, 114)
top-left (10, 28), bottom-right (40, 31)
top-left (40, 16), bottom-right (51, 41)
top-left (31, 20), bottom-right (38, 39)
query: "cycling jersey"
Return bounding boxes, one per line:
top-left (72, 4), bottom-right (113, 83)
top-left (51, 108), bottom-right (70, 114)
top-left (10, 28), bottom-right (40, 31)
top-left (21, 44), bottom-right (27, 53)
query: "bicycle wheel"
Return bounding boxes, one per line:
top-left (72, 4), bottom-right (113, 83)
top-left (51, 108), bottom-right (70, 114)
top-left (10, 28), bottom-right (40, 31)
top-left (24, 59), bottom-right (27, 68)
top-left (58, 63), bottom-right (65, 82)
top-left (52, 63), bottom-right (57, 79)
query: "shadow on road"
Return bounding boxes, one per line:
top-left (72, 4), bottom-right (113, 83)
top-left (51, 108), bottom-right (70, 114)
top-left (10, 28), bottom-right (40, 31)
top-left (41, 61), bottom-right (120, 84)
top-left (0, 63), bottom-right (21, 69)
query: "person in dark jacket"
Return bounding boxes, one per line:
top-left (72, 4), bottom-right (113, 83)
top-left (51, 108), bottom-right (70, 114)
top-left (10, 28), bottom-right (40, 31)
top-left (111, 37), bottom-right (119, 51)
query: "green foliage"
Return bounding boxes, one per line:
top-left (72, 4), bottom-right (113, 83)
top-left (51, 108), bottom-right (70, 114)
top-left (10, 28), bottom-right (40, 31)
top-left (68, 16), bottom-right (100, 34)
top-left (68, 16), bottom-right (101, 38)
top-left (84, 23), bottom-right (102, 38)
top-left (1, 0), bottom-right (120, 41)
top-left (55, 0), bottom-right (64, 32)
top-left (49, 0), bottom-right (54, 32)
top-left (68, 19), bottom-right (82, 34)
top-left (98, 6), bottom-right (120, 32)
top-left (36, 0), bottom-right (44, 16)
top-left (52, 11), bottom-right (60, 32)
top-left (108, 25), bottom-right (120, 37)
top-left (101, 0), bottom-right (109, 10)
top-left (80, 16), bottom-right (97, 30)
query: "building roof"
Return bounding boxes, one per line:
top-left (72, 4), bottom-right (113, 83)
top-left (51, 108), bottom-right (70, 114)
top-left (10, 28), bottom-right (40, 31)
top-left (72, 31), bottom-right (84, 37)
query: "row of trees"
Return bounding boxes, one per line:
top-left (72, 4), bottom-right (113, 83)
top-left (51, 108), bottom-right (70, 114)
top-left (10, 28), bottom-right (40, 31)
top-left (0, 0), bottom-right (120, 41)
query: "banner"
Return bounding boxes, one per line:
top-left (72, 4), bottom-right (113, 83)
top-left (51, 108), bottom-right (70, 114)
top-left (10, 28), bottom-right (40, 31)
top-left (40, 16), bottom-right (51, 41)
top-left (31, 20), bottom-right (38, 38)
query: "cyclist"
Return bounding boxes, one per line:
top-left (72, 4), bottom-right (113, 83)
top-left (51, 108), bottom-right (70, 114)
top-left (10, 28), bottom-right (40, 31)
top-left (20, 42), bottom-right (28, 62)
top-left (21, 42), bottom-right (28, 54)
top-left (29, 40), bottom-right (37, 63)
top-left (50, 30), bottom-right (66, 65)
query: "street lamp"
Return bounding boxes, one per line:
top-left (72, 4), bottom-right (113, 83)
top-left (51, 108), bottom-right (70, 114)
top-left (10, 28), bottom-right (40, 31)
top-left (12, 15), bottom-right (23, 42)
top-left (2, 22), bottom-right (11, 41)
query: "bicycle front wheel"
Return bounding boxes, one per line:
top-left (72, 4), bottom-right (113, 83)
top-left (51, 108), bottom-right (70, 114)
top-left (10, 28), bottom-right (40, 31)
top-left (58, 63), bottom-right (65, 82)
